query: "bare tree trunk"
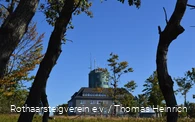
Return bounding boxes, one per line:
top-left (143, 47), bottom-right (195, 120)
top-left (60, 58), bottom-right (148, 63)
top-left (156, 0), bottom-right (187, 122)
top-left (0, 0), bottom-right (39, 78)
top-left (41, 89), bottom-right (49, 122)
top-left (184, 94), bottom-right (187, 107)
top-left (18, 0), bottom-right (74, 121)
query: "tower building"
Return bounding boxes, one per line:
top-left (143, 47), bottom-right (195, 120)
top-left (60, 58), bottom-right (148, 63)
top-left (67, 68), bottom-right (133, 116)
top-left (88, 68), bottom-right (109, 88)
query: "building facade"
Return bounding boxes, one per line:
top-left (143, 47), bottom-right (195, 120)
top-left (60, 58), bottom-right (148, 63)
top-left (68, 68), bottom-right (131, 116)
top-left (68, 87), bottom-right (115, 116)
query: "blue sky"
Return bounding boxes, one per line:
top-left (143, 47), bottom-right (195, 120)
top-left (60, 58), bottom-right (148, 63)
top-left (30, 0), bottom-right (195, 108)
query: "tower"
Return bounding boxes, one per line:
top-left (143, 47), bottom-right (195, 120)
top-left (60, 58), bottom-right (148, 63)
top-left (88, 68), bottom-right (109, 88)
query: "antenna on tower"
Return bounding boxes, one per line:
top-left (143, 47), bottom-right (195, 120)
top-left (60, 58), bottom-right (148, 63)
top-left (89, 53), bottom-right (92, 71)
top-left (96, 60), bottom-right (98, 68)
top-left (94, 58), bottom-right (96, 70)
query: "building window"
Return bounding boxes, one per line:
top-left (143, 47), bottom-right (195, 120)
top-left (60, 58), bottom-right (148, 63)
top-left (103, 101), bottom-right (108, 104)
top-left (69, 102), bottom-right (72, 106)
top-left (90, 100), bottom-right (96, 104)
top-left (80, 100), bottom-right (86, 104)
top-left (103, 82), bottom-right (108, 85)
top-left (97, 100), bottom-right (103, 104)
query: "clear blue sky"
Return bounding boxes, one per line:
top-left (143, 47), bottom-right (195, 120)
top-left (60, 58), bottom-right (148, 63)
top-left (30, 0), bottom-right (195, 108)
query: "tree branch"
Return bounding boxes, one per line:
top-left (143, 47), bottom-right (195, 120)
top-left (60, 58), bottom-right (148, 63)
top-left (8, 0), bottom-right (16, 14)
top-left (187, 4), bottom-right (195, 9)
top-left (163, 7), bottom-right (168, 24)
top-left (0, 0), bottom-right (16, 14)
top-left (158, 26), bottom-right (162, 34)
top-left (72, 0), bottom-right (82, 13)
top-left (0, 4), bottom-right (8, 11)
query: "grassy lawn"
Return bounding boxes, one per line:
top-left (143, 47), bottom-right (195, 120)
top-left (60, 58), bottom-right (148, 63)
top-left (0, 114), bottom-right (194, 122)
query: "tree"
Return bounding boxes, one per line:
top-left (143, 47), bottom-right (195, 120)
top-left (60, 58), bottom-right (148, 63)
top-left (0, 0), bottom-right (140, 120)
top-left (186, 102), bottom-right (195, 118)
top-left (124, 80), bottom-right (137, 93)
top-left (121, 81), bottom-right (137, 116)
top-left (174, 71), bottom-right (194, 107)
top-left (156, 0), bottom-right (188, 122)
top-left (186, 68), bottom-right (195, 82)
top-left (0, 1), bottom-right (46, 119)
top-left (0, 0), bottom-right (40, 78)
top-left (119, 92), bottom-right (136, 115)
top-left (0, 22), bottom-right (44, 90)
top-left (142, 71), bottom-right (164, 117)
top-left (177, 104), bottom-right (187, 118)
top-left (136, 94), bottom-right (148, 108)
top-left (13, 0), bottom-right (140, 121)
top-left (0, 22), bottom-right (44, 113)
top-left (0, 1), bottom-right (44, 113)
top-left (0, 89), bottom-right (28, 113)
top-left (111, 0), bottom-right (141, 8)
top-left (142, 71), bottom-right (164, 106)
top-left (54, 104), bottom-right (68, 116)
top-left (106, 53), bottom-right (134, 115)
top-left (18, 0), bottom-right (93, 121)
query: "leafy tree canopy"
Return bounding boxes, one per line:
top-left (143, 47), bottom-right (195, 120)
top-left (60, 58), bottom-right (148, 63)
top-left (124, 80), bottom-right (137, 93)
top-left (142, 71), bottom-right (164, 107)
top-left (0, 1), bottom-right (44, 114)
top-left (174, 68), bottom-right (195, 106)
top-left (117, 0), bottom-right (141, 8)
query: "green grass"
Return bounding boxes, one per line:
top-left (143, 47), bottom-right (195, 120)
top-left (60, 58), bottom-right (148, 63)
top-left (0, 114), bottom-right (195, 122)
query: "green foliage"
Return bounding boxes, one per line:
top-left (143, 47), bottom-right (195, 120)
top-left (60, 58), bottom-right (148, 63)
top-left (117, 0), bottom-right (141, 8)
top-left (39, 0), bottom-right (93, 26)
top-left (106, 52), bottom-right (134, 99)
top-left (101, 0), bottom-right (141, 8)
top-left (186, 68), bottom-right (195, 81)
top-left (0, 89), bottom-right (28, 113)
top-left (0, 114), bottom-right (43, 122)
top-left (0, 22), bottom-right (43, 113)
top-left (105, 53), bottom-right (135, 115)
top-left (142, 71), bottom-right (164, 107)
top-left (136, 94), bottom-right (148, 107)
top-left (0, 2), bottom-right (44, 112)
top-left (39, 0), bottom-right (93, 44)
top-left (186, 102), bottom-right (195, 118)
top-left (178, 111), bottom-right (187, 118)
top-left (120, 93), bottom-right (137, 115)
top-left (106, 52), bottom-right (134, 89)
top-left (124, 80), bottom-right (137, 93)
top-left (0, 0), bottom-right (44, 114)
top-left (107, 53), bottom-right (133, 86)
top-left (54, 104), bottom-right (68, 116)
top-left (0, 22), bottom-right (44, 93)
top-left (174, 69), bottom-right (195, 106)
